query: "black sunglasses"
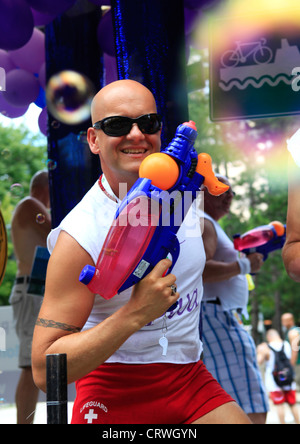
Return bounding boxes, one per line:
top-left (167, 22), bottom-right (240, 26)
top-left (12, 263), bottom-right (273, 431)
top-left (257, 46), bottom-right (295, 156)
top-left (93, 113), bottom-right (162, 137)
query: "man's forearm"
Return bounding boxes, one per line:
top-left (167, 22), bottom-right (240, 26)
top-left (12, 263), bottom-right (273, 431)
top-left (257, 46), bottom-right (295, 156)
top-left (203, 260), bottom-right (240, 283)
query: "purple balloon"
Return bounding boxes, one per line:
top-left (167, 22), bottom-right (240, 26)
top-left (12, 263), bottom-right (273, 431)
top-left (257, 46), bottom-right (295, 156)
top-left (9, 29), bottom-right (45, 74)
top-left (39, 63), bottom-right (46, 89)
top-left (0, 0), bottom-right (34, 50)
top-left (38, 106), bottom-right (48, 136)
top-left (0, 92), bottom-right (28, 118)
top-left (97, 11), bottom-right (115, 56)
top-left (25, 0), bottom-right (77, 15)
top-left (3, 69), bottom-right (40, 107)
top-left (31, 8), bottom-right (57, 26)
top-left (0, 50), bottom-right (16, 73)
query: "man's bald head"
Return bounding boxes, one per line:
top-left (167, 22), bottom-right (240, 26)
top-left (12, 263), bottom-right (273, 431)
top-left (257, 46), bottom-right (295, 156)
top-left (281, 313), bottom-right (296, 329)
top-left (91, 80), bottom-right (158, 124)
top-left (30, 170), bottom-right (49, 193)
top-left (29, 170), bottom-right (50, 208)
top-left (266, 329), bottom-right (281, 343)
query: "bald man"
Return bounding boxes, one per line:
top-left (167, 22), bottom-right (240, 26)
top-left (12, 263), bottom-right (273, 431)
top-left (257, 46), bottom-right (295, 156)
top-left (10, 170), bottom-right (51, 423)
top-left (32, 80), bottom-right (250, 424)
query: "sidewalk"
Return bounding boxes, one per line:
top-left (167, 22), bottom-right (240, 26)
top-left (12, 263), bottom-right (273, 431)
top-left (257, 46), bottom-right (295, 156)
top-left (0, 402), bottom-right (74, 424)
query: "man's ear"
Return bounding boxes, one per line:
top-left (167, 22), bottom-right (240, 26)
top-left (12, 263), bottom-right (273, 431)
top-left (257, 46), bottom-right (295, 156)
top-left (87, 127), bottom-right (101, 154)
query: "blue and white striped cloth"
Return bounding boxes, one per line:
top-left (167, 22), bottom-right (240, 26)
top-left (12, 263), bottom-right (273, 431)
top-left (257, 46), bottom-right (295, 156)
top-left (201, 302), bottom-right (269, 414)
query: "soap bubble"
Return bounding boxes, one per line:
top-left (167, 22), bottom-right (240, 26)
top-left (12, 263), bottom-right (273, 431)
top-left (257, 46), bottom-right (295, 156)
top-left (10, 183), bottom-right (24, 199)
top-left (77, 131), bottom-right (88, 144)
top-left (1, 148), bottom-right (10, 159)
top-left (51, 120), bottom-right (60, 130)
top-left (36, 213), bottom-right (46, 224)
top-left (46, 159), bottom-right (57, 171)
top-left (46, 70), bottom-right (95, 125)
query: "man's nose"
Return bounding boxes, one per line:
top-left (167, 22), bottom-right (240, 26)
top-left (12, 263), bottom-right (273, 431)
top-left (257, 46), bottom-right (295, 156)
top-left (127, 123), bottom-right (145, 139)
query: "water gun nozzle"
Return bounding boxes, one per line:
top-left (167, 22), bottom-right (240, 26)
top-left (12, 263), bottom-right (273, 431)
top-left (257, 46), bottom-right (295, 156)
top-left (196, 153), bottom-right (229, 196)
top-left (183, 120), bottom-right (197, 131)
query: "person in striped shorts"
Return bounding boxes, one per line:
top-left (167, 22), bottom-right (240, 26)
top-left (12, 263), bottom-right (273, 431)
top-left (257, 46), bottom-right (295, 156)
top-left (200, 175), bottom-right (269, 424)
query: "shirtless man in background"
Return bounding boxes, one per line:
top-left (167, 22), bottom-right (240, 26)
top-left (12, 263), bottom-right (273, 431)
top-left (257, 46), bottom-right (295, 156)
top-left (10, 170), bottom-right (51, 424)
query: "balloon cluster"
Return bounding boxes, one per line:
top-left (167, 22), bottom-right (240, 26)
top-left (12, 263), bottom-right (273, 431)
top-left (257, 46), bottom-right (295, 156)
top-left (0, 0), bottom-right (214, 135)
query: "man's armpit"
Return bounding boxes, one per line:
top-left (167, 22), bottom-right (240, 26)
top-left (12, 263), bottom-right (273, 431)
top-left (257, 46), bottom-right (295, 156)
top-left (36, 317), bottom-right (81, 333)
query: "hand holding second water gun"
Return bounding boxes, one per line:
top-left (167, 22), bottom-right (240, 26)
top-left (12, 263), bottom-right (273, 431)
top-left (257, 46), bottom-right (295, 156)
top-left (80, 121), bottom-right (229, 300)
top-left (233, 221), bottom-right (286, 274)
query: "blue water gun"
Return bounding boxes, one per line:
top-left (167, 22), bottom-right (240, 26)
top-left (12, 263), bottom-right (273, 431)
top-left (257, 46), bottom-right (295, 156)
top-left (233, 221), bottom-right (286, 261)
top-left (79, 121), bottom-right (229, 299)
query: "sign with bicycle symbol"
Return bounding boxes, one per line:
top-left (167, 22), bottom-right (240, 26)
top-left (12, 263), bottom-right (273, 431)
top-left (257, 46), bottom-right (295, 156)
top-left (209, 18), bottom-right (300, 121)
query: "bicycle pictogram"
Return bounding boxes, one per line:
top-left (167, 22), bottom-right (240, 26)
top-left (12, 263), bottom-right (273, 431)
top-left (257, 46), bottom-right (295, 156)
top-left (221, 38), bottom-right (273, 68)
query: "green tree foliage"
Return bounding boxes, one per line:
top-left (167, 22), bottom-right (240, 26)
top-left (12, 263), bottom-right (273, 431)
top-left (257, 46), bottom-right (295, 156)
top-left (0, 123), bottom-right (47, 305)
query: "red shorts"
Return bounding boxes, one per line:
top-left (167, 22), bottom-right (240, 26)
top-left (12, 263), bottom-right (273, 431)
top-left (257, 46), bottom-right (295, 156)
top-left (270, 390), bottom-right (296, 406)
top-left (71, 361), bottom-right (234, 424)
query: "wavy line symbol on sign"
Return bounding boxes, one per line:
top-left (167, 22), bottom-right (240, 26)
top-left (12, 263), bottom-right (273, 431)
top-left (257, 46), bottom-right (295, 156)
top-left (220, 74), bottom-right (293, 91)
top-left (219, 39), bottom-right (300, 91)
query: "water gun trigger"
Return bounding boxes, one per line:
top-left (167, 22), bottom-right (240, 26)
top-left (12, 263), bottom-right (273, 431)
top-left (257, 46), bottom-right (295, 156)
top-left (161, 238), bottom-right (180, 312)
top-left (196, 153), bottom-right (229, 196)
top-left (162, 237), bottom-right (181, 277)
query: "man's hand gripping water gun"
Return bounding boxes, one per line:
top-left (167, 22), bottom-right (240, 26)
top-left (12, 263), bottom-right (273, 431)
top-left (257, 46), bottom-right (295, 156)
top-left (233, 221), bottom-right (286, 262)
top-left (79, 121), bottom-right (229, 300)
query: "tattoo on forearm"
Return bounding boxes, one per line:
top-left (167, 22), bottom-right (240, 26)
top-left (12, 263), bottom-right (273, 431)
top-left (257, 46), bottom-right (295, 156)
top-left (36, 318), bottom-right (81, 333)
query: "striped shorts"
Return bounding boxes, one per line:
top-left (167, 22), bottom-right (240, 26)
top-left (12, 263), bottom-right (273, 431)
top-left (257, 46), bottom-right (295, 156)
top-left (201, 302), bottom-right (269, 415)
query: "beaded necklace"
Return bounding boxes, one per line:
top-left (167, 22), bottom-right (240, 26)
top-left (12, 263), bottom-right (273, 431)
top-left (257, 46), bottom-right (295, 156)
top-left (98, 174), bottom-right (118, 203)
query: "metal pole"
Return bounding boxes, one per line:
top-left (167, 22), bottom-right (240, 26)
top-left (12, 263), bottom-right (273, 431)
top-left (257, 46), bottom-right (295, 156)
top-left (46, 353), bottom-right (68, 424)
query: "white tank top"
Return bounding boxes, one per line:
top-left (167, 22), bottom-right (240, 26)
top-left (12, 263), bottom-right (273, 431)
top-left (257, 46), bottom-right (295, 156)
top-left (48, 178), bottom-right (206, 364)
top-left (203, 213), bottom-right (249, 313)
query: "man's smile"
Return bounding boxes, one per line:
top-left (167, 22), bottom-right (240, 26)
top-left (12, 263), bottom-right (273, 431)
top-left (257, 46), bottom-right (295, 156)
top-left (121, 148), bottom-right (147, 154)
